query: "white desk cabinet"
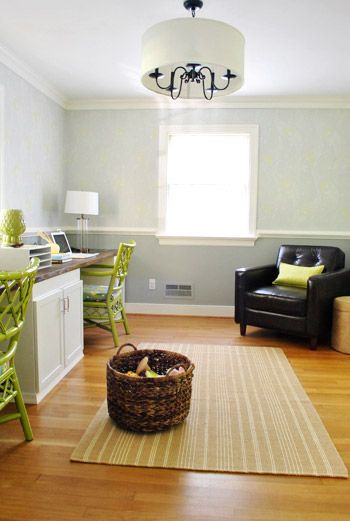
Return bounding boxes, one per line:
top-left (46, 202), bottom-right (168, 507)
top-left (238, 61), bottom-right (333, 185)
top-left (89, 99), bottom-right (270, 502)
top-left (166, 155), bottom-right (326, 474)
top-left (16, 270), bottom-right (83, 403)
top-left (11, 248), bottom-right (115, 404)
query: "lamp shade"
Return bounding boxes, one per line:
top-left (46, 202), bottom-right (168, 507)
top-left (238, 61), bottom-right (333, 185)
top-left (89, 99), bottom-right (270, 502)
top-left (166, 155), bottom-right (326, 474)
top-left (64, 191), bottom-right (99, 215)
top-left (141, 17), bottom-right (245, 99)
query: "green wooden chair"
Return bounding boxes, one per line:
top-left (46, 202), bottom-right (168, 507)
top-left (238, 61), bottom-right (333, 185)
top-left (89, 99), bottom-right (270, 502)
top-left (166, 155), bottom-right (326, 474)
top-left (82, 241), bottom-right (136, 347)
top-left (0, 257), bottom-right (39, 440)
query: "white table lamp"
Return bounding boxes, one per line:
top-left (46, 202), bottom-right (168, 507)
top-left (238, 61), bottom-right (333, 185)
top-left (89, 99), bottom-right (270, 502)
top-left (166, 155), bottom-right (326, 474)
top-left (64, 190), bottom-right (99, 252)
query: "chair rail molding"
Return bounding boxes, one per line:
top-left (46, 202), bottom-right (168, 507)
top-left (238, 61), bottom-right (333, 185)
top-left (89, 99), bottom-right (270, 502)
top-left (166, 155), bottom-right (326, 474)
top-left (25, 228), bottom-right (350, 242)
top-left (257, 229), bottom-right (350, 240)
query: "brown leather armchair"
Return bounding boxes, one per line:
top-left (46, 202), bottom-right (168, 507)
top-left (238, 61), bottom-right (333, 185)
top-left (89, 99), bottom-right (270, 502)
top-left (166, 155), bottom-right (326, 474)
top-left (235, 245), bottom-right (350, 349)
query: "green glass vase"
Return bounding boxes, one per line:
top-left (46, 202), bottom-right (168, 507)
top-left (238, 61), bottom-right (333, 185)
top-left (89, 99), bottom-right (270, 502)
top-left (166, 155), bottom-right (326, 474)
top-left (0, 209), bottom-right (26, 247)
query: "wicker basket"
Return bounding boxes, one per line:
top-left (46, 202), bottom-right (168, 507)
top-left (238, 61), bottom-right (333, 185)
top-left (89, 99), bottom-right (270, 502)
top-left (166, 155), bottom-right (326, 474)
top-left (106, 343), bottom-right (195, 432)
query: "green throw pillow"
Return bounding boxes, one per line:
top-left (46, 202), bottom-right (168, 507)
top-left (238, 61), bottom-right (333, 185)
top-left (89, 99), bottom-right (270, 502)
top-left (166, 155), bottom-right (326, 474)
top-left (272, 262), bottom-right (325, 288)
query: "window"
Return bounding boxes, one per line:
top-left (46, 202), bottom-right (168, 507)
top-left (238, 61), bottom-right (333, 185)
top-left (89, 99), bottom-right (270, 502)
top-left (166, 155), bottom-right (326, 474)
top-left (0, 86), bottom-right (4, 211)
top-left (158, 125), bottom-right (258, 245)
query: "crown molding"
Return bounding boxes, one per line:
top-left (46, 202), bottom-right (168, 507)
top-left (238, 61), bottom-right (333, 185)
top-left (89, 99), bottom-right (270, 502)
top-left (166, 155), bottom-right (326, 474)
top-left (0, 43), bottom-right (66, 108)
top-left (1, 40), bottom-right (350, 111)
top-left (65, 95), bottom-right (350, 111)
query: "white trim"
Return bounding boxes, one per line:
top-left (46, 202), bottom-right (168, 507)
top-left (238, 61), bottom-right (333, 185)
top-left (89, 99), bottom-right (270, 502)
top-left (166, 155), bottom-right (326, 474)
top-left (0, 43), bottom-right (66, 108)
top-left (24, 226), bottom-right (157, 236)
top-left (156, 235), bottom-right (257, 246)
top-left (66, 226), bottom-right (157, 236)
top-left (0, 86), bottom-right (4, 209)
top-left (126, 302), bottom-right (234, 318)
top-left (24, 227), bottom-right (350, 242)
top-left (24, 228), bottom-right (62, 235)
top-left (158, 124), bottom-right (259, 241)
top-left (257, 229), bottom-right (350, 239)
top-left (65, 96), bottom-right (350, 111)
top-left (0, 41), bottom-right (349, 112)
top-left (248, 125), bottom-right (259, 236)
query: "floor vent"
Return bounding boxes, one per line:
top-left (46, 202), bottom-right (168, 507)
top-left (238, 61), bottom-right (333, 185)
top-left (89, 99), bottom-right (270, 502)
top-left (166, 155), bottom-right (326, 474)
top-left (165, 283), bottom-right (193, 298)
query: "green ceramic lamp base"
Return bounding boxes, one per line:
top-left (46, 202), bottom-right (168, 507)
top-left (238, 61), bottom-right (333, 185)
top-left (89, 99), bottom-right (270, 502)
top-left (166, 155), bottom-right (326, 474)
top-left (0, 209), bottom-right (26, 247)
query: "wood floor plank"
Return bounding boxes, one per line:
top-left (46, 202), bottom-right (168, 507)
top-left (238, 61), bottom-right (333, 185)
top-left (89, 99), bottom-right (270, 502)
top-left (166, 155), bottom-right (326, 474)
top-left (1, 315), bottom-right (349, 521)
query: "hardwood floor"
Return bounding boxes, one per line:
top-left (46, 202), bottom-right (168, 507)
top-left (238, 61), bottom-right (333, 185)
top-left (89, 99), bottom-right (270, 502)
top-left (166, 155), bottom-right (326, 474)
top-left (1, 315), bottom-right (350, 521)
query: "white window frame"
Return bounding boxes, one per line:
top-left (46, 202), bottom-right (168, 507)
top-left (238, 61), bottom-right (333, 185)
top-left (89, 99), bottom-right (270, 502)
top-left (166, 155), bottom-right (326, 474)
top-left (157, 124), bottom-right (259, 246)
top-left (0, 86), bottom-right (4, 211)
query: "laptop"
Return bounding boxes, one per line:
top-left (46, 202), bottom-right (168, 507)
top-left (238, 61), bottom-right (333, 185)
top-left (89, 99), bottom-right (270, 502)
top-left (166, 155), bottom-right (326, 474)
top-left (50, 231), bottom-right (98, 259)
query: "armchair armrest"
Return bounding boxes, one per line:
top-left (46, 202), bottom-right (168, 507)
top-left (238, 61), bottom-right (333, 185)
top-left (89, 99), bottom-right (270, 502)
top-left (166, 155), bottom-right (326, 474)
top-left (235, 264), bottom-right (277, 290)
top-left (235, 264), bottom-right (277, 323)
top-left (307, 268), bottom-right (350, 336)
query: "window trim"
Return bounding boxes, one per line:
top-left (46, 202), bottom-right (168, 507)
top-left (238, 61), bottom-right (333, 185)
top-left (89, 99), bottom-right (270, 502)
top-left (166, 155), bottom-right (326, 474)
top-left (157, 124), bottom-right (259, 246)
top-left (0, 86), bottom-right (4, 211)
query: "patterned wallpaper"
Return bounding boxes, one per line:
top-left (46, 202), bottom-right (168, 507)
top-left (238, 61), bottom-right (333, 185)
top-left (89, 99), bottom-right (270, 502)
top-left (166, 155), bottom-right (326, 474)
top-left (65, 107), bottom-right (350, 233)
top-left (1, 59), bottom-right (349, 235)
top-left (0, 62), bottom-right (65, 228)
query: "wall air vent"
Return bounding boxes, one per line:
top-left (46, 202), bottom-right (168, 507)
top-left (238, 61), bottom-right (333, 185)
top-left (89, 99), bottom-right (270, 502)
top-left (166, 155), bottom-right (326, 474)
top-left (165, 283), bottom-right (193, 298)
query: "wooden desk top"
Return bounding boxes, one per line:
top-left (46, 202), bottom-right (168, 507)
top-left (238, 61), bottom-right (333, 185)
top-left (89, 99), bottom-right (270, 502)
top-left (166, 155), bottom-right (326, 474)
top-left (35, 249), bottom-right (116, 283)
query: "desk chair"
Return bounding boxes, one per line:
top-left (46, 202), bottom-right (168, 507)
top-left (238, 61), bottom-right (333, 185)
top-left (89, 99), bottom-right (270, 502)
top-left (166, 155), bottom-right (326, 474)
top-left (82, 241), bottom-right (136, 347)
top-left (0, 257), bottom-right (39, 440)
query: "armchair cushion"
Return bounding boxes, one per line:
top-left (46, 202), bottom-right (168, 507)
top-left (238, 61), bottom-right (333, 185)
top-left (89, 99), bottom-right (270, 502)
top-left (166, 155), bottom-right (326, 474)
top-left (272, 262), bottom-right (324, 288)
top-left (246, 285), bottom-right (307, 317)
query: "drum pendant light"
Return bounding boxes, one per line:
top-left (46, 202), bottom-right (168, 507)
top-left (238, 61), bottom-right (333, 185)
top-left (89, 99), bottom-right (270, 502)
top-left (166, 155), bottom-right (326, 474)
top-left (141, 0), bottom-right (245, 100)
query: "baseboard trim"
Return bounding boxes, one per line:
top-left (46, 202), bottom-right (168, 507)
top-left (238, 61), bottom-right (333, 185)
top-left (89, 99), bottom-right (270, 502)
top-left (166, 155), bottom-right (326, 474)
top-left (125, 302), bottom-right (234, 318)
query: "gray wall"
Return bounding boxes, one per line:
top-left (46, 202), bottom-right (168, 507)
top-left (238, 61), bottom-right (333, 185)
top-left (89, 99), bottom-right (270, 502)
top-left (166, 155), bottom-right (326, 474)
top-left (0, 62), bottom-right (65, 228)
top-left (65, 108), bottom-right (350, 232)
top-left (1, 63), bottom-right (349, 308)
top-left (77, 233), bottom-right (350, 307)
top-left (65, 107), bottom-right (350, 306)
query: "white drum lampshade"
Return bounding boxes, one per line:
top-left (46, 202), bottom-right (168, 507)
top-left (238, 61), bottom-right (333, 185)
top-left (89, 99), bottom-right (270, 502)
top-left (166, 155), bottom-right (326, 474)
top-left (141, 17), bottom-right (245, 100)
top-left (64, 191), bottom-right (99, 253)
top-left (64, 191), bottom-right (99, 216)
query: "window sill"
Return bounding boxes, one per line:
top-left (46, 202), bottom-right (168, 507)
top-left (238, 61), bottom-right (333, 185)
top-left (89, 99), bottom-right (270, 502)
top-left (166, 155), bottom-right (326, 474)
top-left (156, 234), bottom-right (257, 246)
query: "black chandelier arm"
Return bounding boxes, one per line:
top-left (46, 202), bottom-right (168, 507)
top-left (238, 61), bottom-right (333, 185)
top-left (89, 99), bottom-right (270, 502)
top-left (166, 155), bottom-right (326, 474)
top-left (198, 66), bottom-right (215, 100)
top-left (151, 66), bottom-right (187, 97)
top-left (170, 70), bottom-right (185, 100)
top-left (212, 69), bottom-right (237, 92)
top-left (150, 64), bottom-right (237, 100)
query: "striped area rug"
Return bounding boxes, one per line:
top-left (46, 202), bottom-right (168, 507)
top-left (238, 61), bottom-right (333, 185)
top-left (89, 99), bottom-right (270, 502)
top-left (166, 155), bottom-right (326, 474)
top-left (71, 343), bottom-right (348, 477)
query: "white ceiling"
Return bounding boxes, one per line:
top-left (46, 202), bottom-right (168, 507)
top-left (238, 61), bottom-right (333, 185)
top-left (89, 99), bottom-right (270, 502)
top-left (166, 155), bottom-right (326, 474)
top-left (0, 0), bottom-right (349, 101)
